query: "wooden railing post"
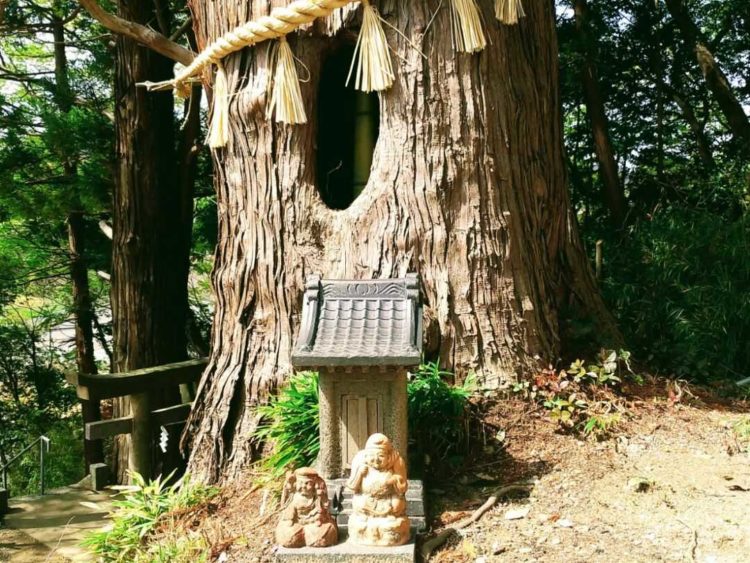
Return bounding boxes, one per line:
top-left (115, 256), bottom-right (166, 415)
top-left (129, 392), bottom-right (152, 480)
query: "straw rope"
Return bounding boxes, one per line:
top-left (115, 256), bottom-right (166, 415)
top-left (146, 0), bottom-right (357, 95)
top-left (495, 0), bottom-right (525, 25)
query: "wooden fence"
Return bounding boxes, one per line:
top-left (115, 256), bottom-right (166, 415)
top-left (65, 358), bottom-right (208, 480)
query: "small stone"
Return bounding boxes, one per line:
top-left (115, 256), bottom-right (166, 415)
top-left (505, 507), bottom-right (531, 520)
top-left (519, 547), bottom-right (533, 554)
top-left (550, 537), bottom-right (561, 545)
top-left (557, 518), bottom-right (574, 528)
top-left (492, 542), bottom-right (506, 555)
top-left (627, 477), bottom-right (652, 493)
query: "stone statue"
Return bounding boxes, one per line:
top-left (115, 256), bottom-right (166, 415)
top-left (346, 433), bottom-right (410, 546)
top-left (275, 467), bottom-right (338, 548)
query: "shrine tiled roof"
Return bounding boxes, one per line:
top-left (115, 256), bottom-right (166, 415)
top-left (291, 275), bottom-right (422, 367)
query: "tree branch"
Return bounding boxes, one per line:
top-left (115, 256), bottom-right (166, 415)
top-left (77, 0), bottom-right (194, 66)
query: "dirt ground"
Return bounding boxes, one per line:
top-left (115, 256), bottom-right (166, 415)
top-left (428, 382), bottom-right (750, 563)
top-left (176, 380), bottom-right (750, 563)
top-left (0, 526), bottom-right (67, 563)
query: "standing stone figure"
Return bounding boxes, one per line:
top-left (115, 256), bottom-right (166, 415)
top-left (346, 433), bottom-right (410, 546)
top-left (275, 467), bottom-right (338, 548)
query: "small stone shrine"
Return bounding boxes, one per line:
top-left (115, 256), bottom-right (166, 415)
top-left (292, 274), bottom-right (422, 479)
top-left (280, 274), bottom-right (425, 560)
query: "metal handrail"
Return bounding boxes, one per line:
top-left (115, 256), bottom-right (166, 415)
top-left (0, 436), bottom-right (50, 495)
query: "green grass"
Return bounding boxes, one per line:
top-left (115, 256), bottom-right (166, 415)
top-left (82, 472), bottom-right (218, 562)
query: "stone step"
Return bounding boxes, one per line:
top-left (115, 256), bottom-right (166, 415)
top-left (340, 498), bottom-right (424, 515)
top-left (336, 513), bottom-right (427, 533)
top-left (326, 479), bottom-right (423, 493)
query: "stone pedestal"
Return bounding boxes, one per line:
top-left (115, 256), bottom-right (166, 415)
top-left (276, 534), bottom-right (415, 562)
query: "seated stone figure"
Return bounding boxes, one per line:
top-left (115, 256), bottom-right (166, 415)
top-left (275, 467), bottom-right (338, 548)
top-left (346, 433), bottom-right (410, 546)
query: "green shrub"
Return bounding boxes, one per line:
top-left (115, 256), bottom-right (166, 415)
top-left (597, 209), bottom-right (750, 381)
top-left (407, 361), bottom-right (477, 463)
top-left (82, 472), bottom-right (218, 562)
top-left (253, 364), bottom-right (477, 476)
top-left (517, 350), bottom-right (634, 438)
top-left (254, 371), bottom-right (320, 477)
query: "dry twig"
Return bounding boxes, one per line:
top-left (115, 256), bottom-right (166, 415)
top-left (419, 483), bottom-right (531, 560)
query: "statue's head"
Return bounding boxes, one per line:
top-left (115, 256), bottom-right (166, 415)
top-left (293, 467), bottom-right (319, 497)
top-left (363, 433), bottom-right (395, 471)
top-left (283, 467), bottom-right (325, 502)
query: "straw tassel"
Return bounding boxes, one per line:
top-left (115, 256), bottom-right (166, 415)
top-left (207, 64), bottom-right (229, 148)
top-left (450, 0), bottom-right (487, 53)
top-left (267, 38), bottom-right (307, 124)
top-left (495, 0), bottom-right (525, 25)
top-left (347, 0), bottom-right (394, 92)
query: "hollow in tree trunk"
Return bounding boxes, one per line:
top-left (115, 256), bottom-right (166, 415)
top-left (183, 0), bottom-right (619, 482)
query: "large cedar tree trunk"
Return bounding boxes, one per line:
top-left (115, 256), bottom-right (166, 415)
top-left (111, 0), bottom-right (193, 482)
top-left (184, 0), bottom-right (617, 481)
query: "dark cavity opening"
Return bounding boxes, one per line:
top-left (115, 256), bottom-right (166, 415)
top-left (316, 44), bottom-right (380, 210)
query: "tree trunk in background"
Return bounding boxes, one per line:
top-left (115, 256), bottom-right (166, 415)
top-left (68, 211), bottom-right (104, 468)
top-left (182, 0), bottom-right (620, 482)
top-left (664, 83), bottom-right (715, 168)
top-left (52, 10), bottom-right (104, 468)
top-left (111, 0), bottom-right (192, 483)
top-left (574, 0), bottom-right (627, 226)
top-left (665, 0), bottom-right (750, 152)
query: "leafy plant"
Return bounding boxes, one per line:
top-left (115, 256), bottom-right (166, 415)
top-left (254, 371), bottom-right (321, 477)
top-left (82, 472), bottom-right (218, 562)
top-left (582, 413), bottom-right (622, 438)
top-left (252, 363), bottom-right (477, 477)
top-left (407, 361), bottom-right (477, 464)
top-left (544, 394), bottom-right (588, 427)
top-left (519, 350), bottom-right (633, 438)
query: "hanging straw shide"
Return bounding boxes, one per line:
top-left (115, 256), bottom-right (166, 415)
top-left (267, 38), bottom-right (307, 124)
top-left (495, 0), bottom-right (525, 25)
top-left (207, 64), bottom-right (229, 148)
top-left (347, 0), bottom-right (394, 92)
top-left (450, 0), bottom-right (486, 53)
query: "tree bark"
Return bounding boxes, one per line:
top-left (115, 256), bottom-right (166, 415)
top-left (182, 0), bottom-right (619, 481)
top-left (573, 0), bottom-right (627, 226)
top-left (111, 0), bottom-right (192, 483)
top-left (665, 0), bottom-right (750, 151)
